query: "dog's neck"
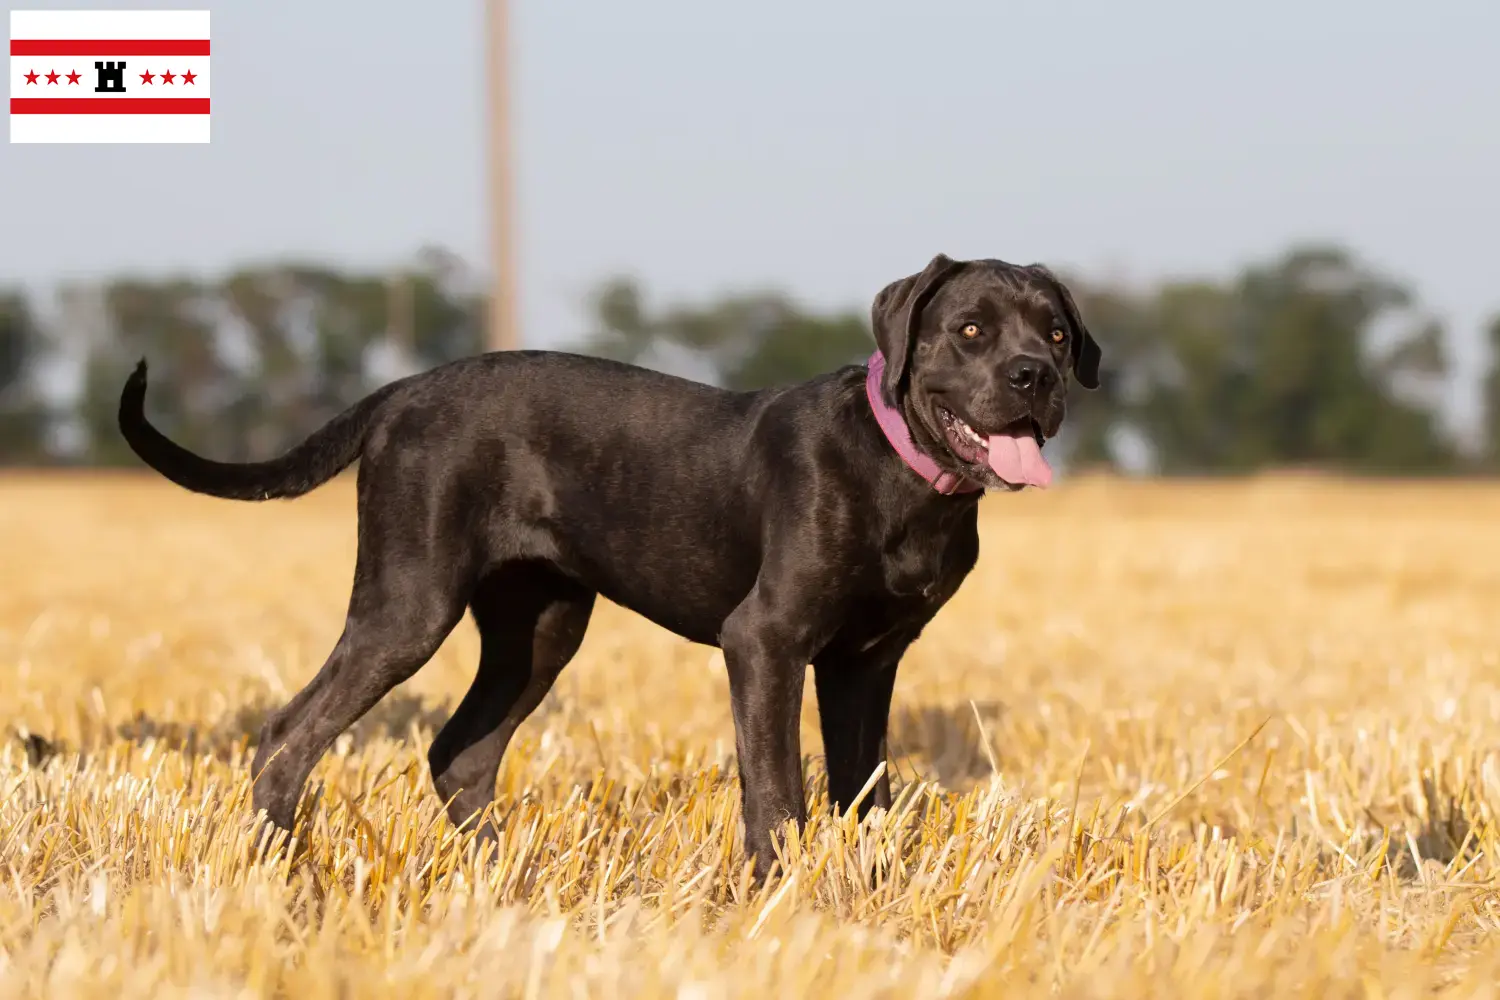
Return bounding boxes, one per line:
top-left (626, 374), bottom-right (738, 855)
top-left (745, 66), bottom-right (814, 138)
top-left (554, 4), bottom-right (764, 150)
top-left (865, 351), bottom-right (983, 496)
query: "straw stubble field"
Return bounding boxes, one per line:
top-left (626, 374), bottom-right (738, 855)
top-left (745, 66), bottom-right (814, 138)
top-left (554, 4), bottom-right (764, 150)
top-left (3, 472), bottom-right (1500, 997)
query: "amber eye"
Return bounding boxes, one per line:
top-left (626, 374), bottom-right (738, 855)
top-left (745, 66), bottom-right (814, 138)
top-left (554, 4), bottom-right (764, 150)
top-left (961, 323), bottom-right (981, 339)
top-left (1050, 328), bottom-right (1067, 345)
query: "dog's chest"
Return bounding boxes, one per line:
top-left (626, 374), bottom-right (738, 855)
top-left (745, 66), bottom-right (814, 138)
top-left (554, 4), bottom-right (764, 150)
top-left (879, 517), bottom-right (977, 605)
top-left (839, 579), bottom-right (962, 663)
top-left (819, 517), bottom-right (978, 664)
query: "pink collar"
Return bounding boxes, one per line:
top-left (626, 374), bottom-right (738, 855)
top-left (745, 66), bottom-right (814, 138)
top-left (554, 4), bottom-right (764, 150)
top-left (865, 351), bottom-right (982, 495)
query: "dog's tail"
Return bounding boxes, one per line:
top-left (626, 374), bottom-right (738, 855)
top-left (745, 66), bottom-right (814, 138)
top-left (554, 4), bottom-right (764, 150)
top-left (118, 358), bottom-right (400, 501)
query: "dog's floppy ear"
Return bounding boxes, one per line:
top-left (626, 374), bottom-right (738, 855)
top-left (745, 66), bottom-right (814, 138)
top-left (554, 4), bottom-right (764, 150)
top-left (870, 253), bottom-right (965, 401)
top-left (1027, 264), bottom-right (1101, 390)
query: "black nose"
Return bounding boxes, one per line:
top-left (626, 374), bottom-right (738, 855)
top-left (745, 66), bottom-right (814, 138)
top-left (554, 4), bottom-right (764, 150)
top-left (1005, 355), bottom-right (1054, 393)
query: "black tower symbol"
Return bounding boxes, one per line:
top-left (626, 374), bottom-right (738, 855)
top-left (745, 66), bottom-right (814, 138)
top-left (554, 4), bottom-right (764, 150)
top-left (94, 61), bottom-right (127, 93)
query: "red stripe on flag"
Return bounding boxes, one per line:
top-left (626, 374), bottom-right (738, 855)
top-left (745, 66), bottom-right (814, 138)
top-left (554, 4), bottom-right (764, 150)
top-left (10, 98), bottom-right (211, 115)
top-left (10, 39), bottom-right (210, 56)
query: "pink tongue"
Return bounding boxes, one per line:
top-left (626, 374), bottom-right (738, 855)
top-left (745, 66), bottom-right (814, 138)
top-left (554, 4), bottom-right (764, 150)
top-left (987, 433), bottom-right (1053, 488)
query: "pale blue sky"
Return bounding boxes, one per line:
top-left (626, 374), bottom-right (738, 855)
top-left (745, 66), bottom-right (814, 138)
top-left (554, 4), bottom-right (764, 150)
top-left (5, 0), bottom-right (1498, 435)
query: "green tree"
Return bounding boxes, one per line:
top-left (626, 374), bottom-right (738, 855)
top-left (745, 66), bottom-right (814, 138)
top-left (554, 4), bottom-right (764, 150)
top-left (1056, 280), bottom-right (1156, 470)
top-left (75, 257), bottom-right (485, 465)
top-left (1095, 246), bottom-right (1456, 475)
top-left (78, 277), bottom-right (225, 465)
top-left (1484, 313), bottom-right (1500, 468)
top-left (581, 277), bottom-right (873, 390)
top-left (0, 290), bottom-right (49, 463)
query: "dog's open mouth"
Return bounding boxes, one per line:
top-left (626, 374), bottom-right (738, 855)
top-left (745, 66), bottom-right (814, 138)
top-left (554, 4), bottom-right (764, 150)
top-left (937, 407), bottom-right (1053, 488)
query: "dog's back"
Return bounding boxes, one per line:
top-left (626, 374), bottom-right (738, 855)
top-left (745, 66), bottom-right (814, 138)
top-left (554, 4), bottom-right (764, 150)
top-left (367, 350), bottom-right (782, 641)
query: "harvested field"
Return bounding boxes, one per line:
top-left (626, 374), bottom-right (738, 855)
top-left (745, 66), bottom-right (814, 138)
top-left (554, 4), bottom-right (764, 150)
top-left (3, 472), bottom-right (1500, 997)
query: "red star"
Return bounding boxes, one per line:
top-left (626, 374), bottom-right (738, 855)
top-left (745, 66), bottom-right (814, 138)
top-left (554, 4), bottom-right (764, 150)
top-left (139, 69), bottom-right (155, 84)
top-left (160, 69), bottom-right (176, 85)
top-left (24, 69), bottom-right (39, 85)
top-left (45, 69), bottom-right (60, 85)
top-left (181, 69), bottom-right (197, 85)
top-left (66, 70), bottom-right (81, 85)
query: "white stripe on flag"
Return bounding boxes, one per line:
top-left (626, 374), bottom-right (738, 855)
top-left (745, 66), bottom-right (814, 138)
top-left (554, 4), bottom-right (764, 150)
top-left (12, 113), bottom-right (208, 143)
top-left (10, 10), bottom-right (209, 41)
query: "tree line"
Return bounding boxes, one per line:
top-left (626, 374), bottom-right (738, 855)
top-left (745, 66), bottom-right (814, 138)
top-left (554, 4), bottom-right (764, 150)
top-left (2, 242), bottom-right (1496, 474)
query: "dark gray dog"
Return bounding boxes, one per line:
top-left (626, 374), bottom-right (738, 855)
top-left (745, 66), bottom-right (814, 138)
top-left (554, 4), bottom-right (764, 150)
top-left (118, 252), bottom-right (1100, 880)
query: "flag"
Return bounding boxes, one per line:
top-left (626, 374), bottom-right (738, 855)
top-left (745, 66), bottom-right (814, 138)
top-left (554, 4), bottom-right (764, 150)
top-left (10, 9), bottom-right (210, 143)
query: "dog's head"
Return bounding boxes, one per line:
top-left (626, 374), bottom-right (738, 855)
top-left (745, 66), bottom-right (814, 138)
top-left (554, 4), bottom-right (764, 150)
top-left (871, 253), bottom-right (1101, 492)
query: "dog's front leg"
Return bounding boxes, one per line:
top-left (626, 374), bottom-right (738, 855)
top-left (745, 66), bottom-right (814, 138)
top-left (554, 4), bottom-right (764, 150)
top-left (719, 587), bottom-right (829, 883)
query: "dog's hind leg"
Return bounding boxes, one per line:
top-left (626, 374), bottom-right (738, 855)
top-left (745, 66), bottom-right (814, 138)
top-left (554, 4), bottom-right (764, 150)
top-left (248, 471), bottom-right (474, 838)
top-left (249, 601), bottom-right (466, 838)
top-left (427, 561), bottom-right (595, 838)
top-left (248, 569), bottom-right (467, 836)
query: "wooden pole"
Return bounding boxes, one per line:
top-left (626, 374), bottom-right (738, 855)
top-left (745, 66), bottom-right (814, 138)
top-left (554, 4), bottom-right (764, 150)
top-left (486, 0), bottom-right (520, 352)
